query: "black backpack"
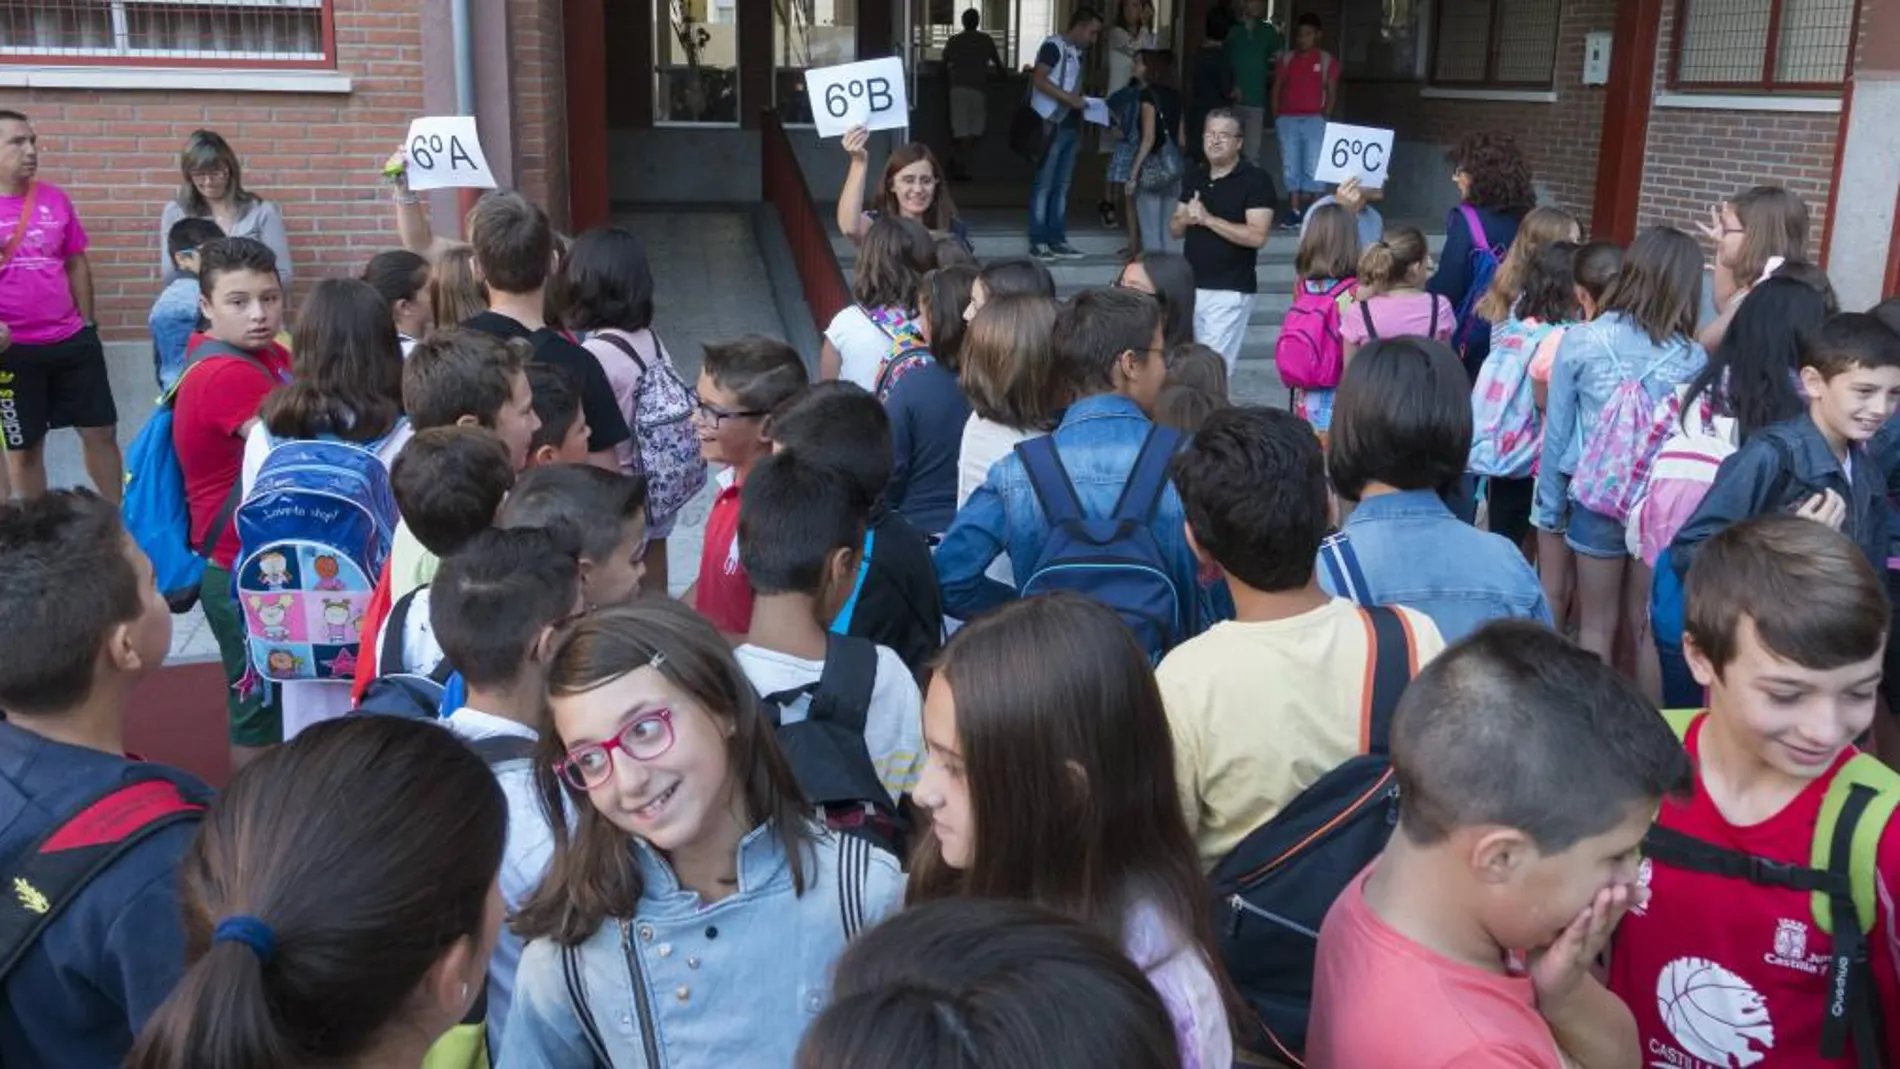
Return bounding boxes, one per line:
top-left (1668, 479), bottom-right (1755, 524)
top-left (0, 770), bottom-right (208, 985)
top-left (760, 633), bottom-right (908, 856)
top-left (1207, 603), bottom-right (1418, 1064)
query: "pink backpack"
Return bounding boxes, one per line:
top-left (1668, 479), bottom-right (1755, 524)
top-left (1570, 326), bottom-right (1690, 523)
top-left (1468, 319), bottom-right (1560, 478)
top-left (1625, 388), bottom-right (1735, 566)
top-left (1275, 278), bottom-right (1356, 390)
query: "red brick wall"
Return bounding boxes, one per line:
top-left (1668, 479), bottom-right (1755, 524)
top-left (507, 0), bottom-right (570, 229)
top-left (0, 0), bottom-right (429, 338)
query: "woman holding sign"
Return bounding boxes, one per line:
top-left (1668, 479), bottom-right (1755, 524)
top-left (835, 128), bottom-right (972, 253)
top-left (159, 130), bottom-right (293, 286)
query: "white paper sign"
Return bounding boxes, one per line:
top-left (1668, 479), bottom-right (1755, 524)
top-left (806, 57), bottom-right (909, 138)
top-left (1083, 97), bottom-right (1111, 126)
top-left (403, 116), bottom-right (497, 192)
top-left (1311, 122), bottom-right (1395, 190)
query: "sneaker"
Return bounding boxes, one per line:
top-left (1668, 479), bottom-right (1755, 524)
top-left (1049, 243), bottom-right (1086, 260)
top-left (1030, 243), bottom-right (1057, 261)
top-left (1278, 209), bottom-right (1304, 231)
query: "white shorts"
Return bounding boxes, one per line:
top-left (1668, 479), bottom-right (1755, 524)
top-left (950, 87), bottom-right (987, 139)
top-left (1194, 289), bottom-right (1256, 375)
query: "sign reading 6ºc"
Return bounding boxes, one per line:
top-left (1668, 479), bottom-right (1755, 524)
top-left (1312, 122), bottom-right (1396, 190)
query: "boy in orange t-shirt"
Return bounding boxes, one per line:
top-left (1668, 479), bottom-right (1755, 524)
top-left (1308, 620), bottom-right (1692, 1069)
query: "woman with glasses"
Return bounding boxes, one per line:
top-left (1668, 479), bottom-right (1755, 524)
top-left (502, 599), bottom-right (907, 1069)
top-left (159, 129), bottom-right (293, 285)
top-left (834, 130), bottom-right (971, 253)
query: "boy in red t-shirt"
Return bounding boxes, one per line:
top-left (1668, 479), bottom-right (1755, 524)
top-left (170, 236), bottom-right (292, 767)
top-left (1270, 12), bottom-right (1339, 226)
top-left (1309, 620), bottom-right (1692, 1069)
top-left (1609, 515), bottom-right (1900, 1069)
top-left (683, 335), bottom-right (808, 637)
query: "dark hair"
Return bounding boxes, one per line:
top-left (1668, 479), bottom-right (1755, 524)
top-left (1070, 5), bottom-right (1103, 28)
top-left (0, 490), bottom-right (143, 715)
top-left (561, 226), bottom-right (656, 334)
top-left (1771, 259), bottom-right (1840, 313)
top-left (1874, 297), bottom-right (1900, 337)
top-left (524, 363), bottom-right (583, 456)
top-left (1296, 11), bottom-right (1323, 29)
top-left (0, 109), bottom-right (27, 124)
top-left (1203, 4), bottom-right (1235, 40)
top-left (933, 237), bottom-right (977, 269)
top-left (1154, 384), bottom-right (1225, 434)
top-left (262, 279), bottom-right (405, 443)
top-left (798, 899), bottom-right (1185, 1069)
top-left (739, 452), bottom-right (866, 596)
top-left (168, 217), bottom-right (224, 263)
top-left (1392, 620), bottom-right (1693, 851)
top-left (703, 334), bottom-right (810, 412)
top-left (1800, 310), bottom-right (1900, 379)
top-left (978, 257), bottom-right (1057, 300)
top-left (962, 7), bottom-right (980, 30)
top-left (962, 295), bottom-right (1064, 430)
top-left (873, 145), bottom-right (960, 235)
top-left (1054, 287), bottom-right (1161, 396)
top-left (513, 600), bottom-right (816, 944)
top-left (1137, 47), bottom-right (1177, 89)
top-left (1171, 406), bottom-right (1327, 592)
top-left (467, 190), bottom-right (553, 295)
top-left (1573, 240), bottom-right (1625, 307)
top-left (1445, 133), bottom-right (1536, 215)
top-left (1478, 206), bottom-right (1579, 323)
top-left (1125, 251), bottom-right (1197, 349)
top-left (361, 249), bottom-right (431, 309)
top-left (1515, 241), bottom-right (1581, 324)
top-left (854, 215), bottom-right (937, 311)
top-left (1295, 203), bottom-right (1360, 282)
top-left (1682, 277), bottom-right (1818, 438)
top-left (1599, 226), bottom-right (1703, 344)
top-left (1328, 338), bottom-right (1471, 503)
top-left (402, 327), bottom-right (529, 431)
top-left (390, 426), bottom-right (516, 558)
top-left (197, 236), bottom-right (280, 300)
top-left (432, 527), bottom-right (582, 688)
top-left (1686, 514), bottom-right (1890, 676)
top-left (908, 594), bottom-right (1235, 1036)
top-left (497, 463), bottom-right (649, 566)
top-left (176, 129), bottom-right (258, 217)
top-left (767, 381), bottom-right (893, 508)
top-left (1356, 226), bottom-right (1430, 296)
top-left (126, 717), bottom-right (506, 1069)
top-left (921, 264), bottom-right (978, 374)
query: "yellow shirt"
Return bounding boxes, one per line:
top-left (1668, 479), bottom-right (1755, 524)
top-left (388, 519), bottom-right (440, 601)
top-left (1157, 598), bottom-right (1446, 869)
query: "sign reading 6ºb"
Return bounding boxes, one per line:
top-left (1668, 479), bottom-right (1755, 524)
top-left (804, 57), bottom-right (910, 139)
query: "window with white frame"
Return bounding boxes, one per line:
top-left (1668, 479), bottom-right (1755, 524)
top-left (1671, 0), bottom-right (1856, 91)
top-left (0, 0), bottom-right (332, 67)
top-left (1428, 0), bottom-right (1561, 88)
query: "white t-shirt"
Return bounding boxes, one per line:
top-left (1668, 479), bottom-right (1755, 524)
top-left (956, 415), bottom-right (1043, 587)
top-left (825, 305), bottom-right (899, 392)
top-left (734, 641), bottom-right (925, 802)
top-left (369, 585), bottom-right (445, 680)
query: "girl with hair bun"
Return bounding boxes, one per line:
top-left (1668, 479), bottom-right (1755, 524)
top-left (1340, 226), bottom-right (1455, 361)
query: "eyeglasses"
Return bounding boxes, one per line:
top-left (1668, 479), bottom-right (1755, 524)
top-left (693, 399), bottom-right (770, 428)
top-left (555, 708), bottom-right (677, 791)
top-left (188, 166), bottom-right (230, 180)
top-left (1203, 130), bottom-right (1240, 142)
top-left (896, 174), bottom-right (939, 189)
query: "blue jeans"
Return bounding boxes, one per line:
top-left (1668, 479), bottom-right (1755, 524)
top-left (1029, 122), bottom-right (1081, 246)
top-left (1275, 114), bottom-right (1327, 195)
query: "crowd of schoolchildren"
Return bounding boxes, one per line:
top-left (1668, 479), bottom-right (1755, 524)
top-left (3, 92), bottom-right (1900, 1069)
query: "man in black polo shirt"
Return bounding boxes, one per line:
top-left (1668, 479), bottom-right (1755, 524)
top-left (1172, 107), bottom-right (1273, 375)
top-left (462, 191), bottom-right (629, 468)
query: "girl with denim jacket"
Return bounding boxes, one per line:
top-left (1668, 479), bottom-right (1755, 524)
top-left (909, 594), bottom-right (1236, 1069)
top-left (1537, 227), bottom-right (1707, 681)
top-left (501, 601), bottom-right (906, 1069)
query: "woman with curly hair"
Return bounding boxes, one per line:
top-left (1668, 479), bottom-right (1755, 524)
top-left (1430, 132), bottom-right (1538, 379)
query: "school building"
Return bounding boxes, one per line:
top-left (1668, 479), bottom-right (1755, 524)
top-left (1, 0), bottom-right (1896, 341)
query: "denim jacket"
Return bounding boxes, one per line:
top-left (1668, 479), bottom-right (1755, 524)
top-left (1670, 413), bottom-right (1888, 579)
top-left (1535, 312), bottom-right (1707, 525)
top-left (499, 823), bottom-right (905, 1069)
top-left (1318, 490), bottom-right (1552, 642)
top-left (934, 394), bottom-right (1205, 628)
top-left (147, 278), bottom-right (199, 393)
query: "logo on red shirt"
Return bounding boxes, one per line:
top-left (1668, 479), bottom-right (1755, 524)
top-left (1653, 956), bottom-right (1775, 1067)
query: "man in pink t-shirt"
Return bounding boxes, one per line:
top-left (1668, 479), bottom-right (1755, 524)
top-left (1271, 13), bottom-right (1340, 227)
top-left (0, 110), bottom-right (121, 504)
top-left (1307, 621), bottom-right (1692, 1068)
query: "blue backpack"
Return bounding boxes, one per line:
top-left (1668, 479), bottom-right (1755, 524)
top-left (1015, 426), bottom-right (1187, 660)
top-left (234, 428), bottom-right (404, 684)
top-left (121, 345), bottom-right (280, 613)
top-left (1450, 203), bottom-right (1508, 361)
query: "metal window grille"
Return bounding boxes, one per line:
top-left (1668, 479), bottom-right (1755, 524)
top-left (1671, 0), bottom-right (1856, 91)
top-left (1429, 0), bottom-right (1561, 88)
top-left (0, 0), bottom-right (332, 68)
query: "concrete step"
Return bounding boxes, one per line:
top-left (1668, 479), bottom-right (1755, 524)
top-left (831, 224), bottom-right (1445, 269)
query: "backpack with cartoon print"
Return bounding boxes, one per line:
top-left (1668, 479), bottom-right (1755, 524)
top-left (234, 429), bottom-right (404, 684)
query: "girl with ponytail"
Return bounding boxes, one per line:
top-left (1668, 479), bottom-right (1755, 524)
top-left (128, 716), bottom-right (507, 1069)
top-left (1340, 226), bottom-right (1455, 361)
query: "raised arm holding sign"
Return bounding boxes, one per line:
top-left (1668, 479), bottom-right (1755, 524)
top-left (1311, 122), bottom-right (1394, 190)
top-left (401, 116), bottom-right (497, 192)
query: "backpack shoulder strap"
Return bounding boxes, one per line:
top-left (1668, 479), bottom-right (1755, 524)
top-left (1813, 754), bottom-right (1900, 936)
top-left (1015, 434), bottom-right (1086, 527)
top-left (466, 734), bottom-right (538, 768)
top-left (1428, 294), bottom-right (1441, 338)
top-left (1319, 531), bottom-right (1373, 607)
top-left (1357, 605), bottom-right (1416, 755)
top-left (835, 828), bottom-right (874, 941)
top-left (593, 329), bottom-right (650, 374)
top-left (0, 772), bottom-right (206, 982)
top-left (1456, 203), bottom-right (1488, 250)
top-left (1110, 425), bottom-right (1183, 525)
top-left (381, 587), bottom-right (422, 677)
top-left (811, 632), bottom-right (880, 735)
top-left (1358, 299), bottom-right (1378, 341)
top-left (1659, 708), bottom-right (1704, 742)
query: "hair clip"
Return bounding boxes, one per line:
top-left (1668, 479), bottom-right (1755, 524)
top-left (648, 650), bottom-right (667, 671)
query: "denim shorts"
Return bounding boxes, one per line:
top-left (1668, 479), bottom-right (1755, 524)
top-left (1565, 504), bottom-right (1628, 560)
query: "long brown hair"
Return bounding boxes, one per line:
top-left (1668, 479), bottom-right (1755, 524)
top-left (1295, 203), bottom-right (1360, 282)
top-left (1476, 205), bottom-right (1578, 323)
top-left (908, 594), bottom-right (1239, 1029)
top-left (431, 243), bottom-right (488, 328)
top-left (1599, 226), bottom-right (1704, 345)
top-left (512, 600), bottom-right (816, 946)
top-left (261, 278), bottom-right (405, 442)
top-left (853, 215), bottom-right (936, 311)
top-left (959, 294), bottom-right (1065, 431)
top-left (872, 142), bottom-right (960, 233)
top-left (128, 717), bottom-right (505, 1069)
top-left (1726, 185), bottom-right (1811, 286)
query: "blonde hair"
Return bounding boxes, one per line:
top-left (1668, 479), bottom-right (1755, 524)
top-left (430, 243), bottom-right (487, 329)
top-left (1356, 227), bottom-right (1431, 297)
top-left (1476, 206), bottom-right (1579, 323)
